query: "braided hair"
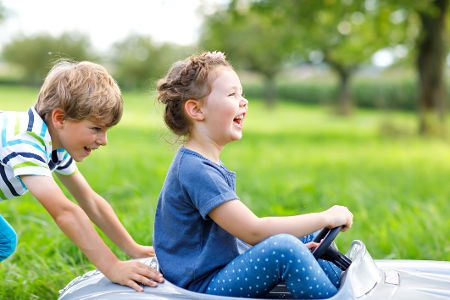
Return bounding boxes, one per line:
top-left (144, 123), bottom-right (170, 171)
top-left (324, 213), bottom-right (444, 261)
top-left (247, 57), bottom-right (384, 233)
top-left (156, 52), bottom-right (230, 136)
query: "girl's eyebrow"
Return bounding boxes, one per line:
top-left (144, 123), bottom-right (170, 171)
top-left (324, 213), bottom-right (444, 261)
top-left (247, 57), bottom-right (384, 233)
top-left (228, 85), bottom-right (242, 91)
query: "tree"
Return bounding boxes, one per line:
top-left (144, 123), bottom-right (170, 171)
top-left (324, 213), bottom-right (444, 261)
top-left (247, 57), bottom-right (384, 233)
top-left (2, 32), bottom-right (94, 84)
top-left (246, 0), bottom-right (450, 132)
top-left (250, 0), bottom-right (411, 115)
top-left (375, 0), bottom-right (449, 135)
top-left (415, 0), bottom-right (449, 135)
top-left (110, 34), bottom-right (194, 90)
top-left (200, 1), bottom-right (296, 107)
top-left (201, 0), bottom-right (414, 113)
top-left (0, 1), bottom-right (5, 23)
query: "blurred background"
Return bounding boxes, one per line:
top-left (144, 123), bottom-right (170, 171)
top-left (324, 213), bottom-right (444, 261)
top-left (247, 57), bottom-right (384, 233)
top-left (0, 0), bottom-right (449, 299)
top-left (1, 0), bottom-right (449, 134)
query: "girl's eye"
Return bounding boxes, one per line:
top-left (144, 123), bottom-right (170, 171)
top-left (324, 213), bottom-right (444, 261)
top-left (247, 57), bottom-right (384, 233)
top-left (228, 92), bottom-right (236, 97)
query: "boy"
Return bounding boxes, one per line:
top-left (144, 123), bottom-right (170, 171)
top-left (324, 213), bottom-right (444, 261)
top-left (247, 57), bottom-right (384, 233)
top-left (0, 61), bottom-right (163, 292)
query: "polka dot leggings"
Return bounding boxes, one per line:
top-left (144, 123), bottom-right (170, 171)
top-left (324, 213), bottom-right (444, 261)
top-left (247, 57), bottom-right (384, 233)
top-left (206, 233), bottom-right (341, 299)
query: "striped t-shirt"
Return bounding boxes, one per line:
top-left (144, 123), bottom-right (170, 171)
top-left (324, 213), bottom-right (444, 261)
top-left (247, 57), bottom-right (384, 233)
top-left (0, 107), bottom-right (77, 200)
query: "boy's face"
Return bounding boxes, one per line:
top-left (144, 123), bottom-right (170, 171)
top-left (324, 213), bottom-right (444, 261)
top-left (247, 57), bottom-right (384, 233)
top-left (53, 118), bottom-right (108, 162)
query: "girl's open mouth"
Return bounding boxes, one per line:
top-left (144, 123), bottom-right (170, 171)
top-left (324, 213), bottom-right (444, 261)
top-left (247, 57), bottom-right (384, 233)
top-left (233, 113), bottom-right (246, 128)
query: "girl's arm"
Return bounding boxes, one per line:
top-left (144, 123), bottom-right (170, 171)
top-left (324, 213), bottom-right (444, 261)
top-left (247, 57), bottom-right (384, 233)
top-left (22, 175), bottom-right (163, 291)
top-left (209, 199), bottom-right (353, 245)
top-left (56, 171), bottom-right (154, 259)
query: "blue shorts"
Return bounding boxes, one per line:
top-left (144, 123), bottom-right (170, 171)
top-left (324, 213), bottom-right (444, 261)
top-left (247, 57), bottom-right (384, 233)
top-left (0, 214), bottom-right (17, 261)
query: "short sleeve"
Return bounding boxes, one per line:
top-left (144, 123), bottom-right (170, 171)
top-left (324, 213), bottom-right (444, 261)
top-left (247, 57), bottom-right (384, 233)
top-left (1, 137), bottom-right (51, 178)
top-left (179, 158), bottom-right (238, 219)
top-left (54, 150), bottom-right (78, 176)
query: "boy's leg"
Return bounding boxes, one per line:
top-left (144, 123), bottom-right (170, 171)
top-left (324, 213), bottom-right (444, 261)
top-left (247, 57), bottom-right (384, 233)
top-left (0, 215), bottom-right (17, 262)
top-left (206, 234), bottom-right (337, 299)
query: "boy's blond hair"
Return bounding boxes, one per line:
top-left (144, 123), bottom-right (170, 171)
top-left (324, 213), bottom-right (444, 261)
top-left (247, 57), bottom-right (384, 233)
top-left (35, 60), bottom-right (123, 127)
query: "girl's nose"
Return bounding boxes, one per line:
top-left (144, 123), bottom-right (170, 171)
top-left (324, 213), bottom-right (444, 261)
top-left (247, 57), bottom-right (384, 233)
top-left (240, 96), bottom-right (248, 108)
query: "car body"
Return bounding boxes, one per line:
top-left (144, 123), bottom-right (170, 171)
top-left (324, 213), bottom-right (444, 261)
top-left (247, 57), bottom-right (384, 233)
top-left (58, 240), bottom-right (450, 300)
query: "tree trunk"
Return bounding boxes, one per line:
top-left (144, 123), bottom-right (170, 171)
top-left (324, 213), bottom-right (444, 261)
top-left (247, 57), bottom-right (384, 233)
top-left (263, 74), bottom-right (277, 108)
top-left (336, 69), bottom-right (353, 116)
top-left (325, 55), bottom-right (354, 116)
top-left (417, 0), bottom-right (449, 135)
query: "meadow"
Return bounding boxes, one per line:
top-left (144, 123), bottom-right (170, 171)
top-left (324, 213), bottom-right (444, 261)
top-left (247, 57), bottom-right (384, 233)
top-left (0, 85), bottom-right (449, 299)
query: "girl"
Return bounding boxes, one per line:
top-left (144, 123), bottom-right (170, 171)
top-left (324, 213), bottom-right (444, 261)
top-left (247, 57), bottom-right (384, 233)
top-left (153, 51), bottom-right (353, 299)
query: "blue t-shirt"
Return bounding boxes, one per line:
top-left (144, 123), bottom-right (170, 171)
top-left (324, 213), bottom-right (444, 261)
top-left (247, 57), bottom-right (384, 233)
top-left (154, 147), bottom-right (240, 293)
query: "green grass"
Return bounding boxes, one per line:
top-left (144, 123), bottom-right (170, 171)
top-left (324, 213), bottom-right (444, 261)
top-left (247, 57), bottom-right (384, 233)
top-left (0, 86), bottom-right (449, 299)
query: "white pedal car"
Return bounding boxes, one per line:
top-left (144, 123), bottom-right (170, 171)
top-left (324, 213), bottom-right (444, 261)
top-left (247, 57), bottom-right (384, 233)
top-left (58, 228), bottom-right (450, 300)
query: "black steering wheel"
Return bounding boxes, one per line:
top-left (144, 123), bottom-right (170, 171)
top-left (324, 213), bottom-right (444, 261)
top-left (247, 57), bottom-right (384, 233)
top-left (311, 226), bottom-right (352, 271)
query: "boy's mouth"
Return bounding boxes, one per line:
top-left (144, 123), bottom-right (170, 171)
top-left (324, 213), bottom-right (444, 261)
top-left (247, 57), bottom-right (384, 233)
top-left (84, 146), bottom-right (99, 155)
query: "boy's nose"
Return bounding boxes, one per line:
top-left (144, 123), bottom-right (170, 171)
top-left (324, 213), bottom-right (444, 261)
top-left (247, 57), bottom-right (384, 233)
top-left (97, 132), bottom-right (108, 146)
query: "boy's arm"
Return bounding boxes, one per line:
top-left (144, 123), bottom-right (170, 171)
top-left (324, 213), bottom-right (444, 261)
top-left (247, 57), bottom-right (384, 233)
top-left (56, 171), bottom-right (153, 258)
top-left (21, 175), bottom-right (163, 291)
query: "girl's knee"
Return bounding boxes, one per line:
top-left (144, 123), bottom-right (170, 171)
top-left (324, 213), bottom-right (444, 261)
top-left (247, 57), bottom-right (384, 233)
top-left (266, 233), bottom-right (298, 243)
top-left (265, 234), bottom-right (308, 253)
top-left (262, 234), bottom-right (318, 266)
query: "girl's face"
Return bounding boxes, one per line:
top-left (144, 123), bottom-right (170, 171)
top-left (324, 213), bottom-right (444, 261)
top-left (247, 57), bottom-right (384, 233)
top-left (200, 66), bottom-right (248, 147)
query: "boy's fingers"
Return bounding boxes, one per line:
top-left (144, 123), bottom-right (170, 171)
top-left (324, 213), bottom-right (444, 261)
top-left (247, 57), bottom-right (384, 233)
top-left (126, 279), bottom-right (144, 292)
top-left (126, 272), bottom-right (159, 291)
top-left (135, 275), bottom-right (158, 287)
top-left (148, 269), bottom-right (164, 283)
top-left (137, 263), bottom-right (164, 283)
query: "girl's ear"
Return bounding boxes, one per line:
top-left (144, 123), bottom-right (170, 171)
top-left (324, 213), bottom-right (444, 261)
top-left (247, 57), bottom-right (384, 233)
top-left (50, 108), bottom-right (66, 128)
top-left (184, 99), bottom-right (205, 121)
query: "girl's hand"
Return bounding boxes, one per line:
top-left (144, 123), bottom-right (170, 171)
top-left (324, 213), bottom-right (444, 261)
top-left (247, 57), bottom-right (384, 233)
top-left (324, 205), bottom-right (353, 231)
top-left (305, 241), bottom-right (320, 252)
top-left (105, 260), bottom-right (164, 292)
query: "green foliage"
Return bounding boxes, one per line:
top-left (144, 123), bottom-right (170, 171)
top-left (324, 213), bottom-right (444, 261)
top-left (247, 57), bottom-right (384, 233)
top-left (201, 5), bottom-right (291, 76)
top-left (251, 0), bottom-right (416, 65)
top-left (200, 0), bottom-right (449, 114)
top-left (2, 32), bottom-right (95, 84)
top-left (200, 1), bottom-right (296, 105)
top-left (244, 78), bottom-right (420, 110)
top-left (0, 1), bottom-right (5, 24)
top-left (110, 34), bottom-right (195, 90)
top-left (0, 86), bottom-right (449, 299)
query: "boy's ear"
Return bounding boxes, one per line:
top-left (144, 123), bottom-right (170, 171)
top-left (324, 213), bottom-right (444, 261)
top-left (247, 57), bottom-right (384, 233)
top-left (184, 99), bottom-right (204, 121)
top-left (50, 108), bottom-right (66, 128)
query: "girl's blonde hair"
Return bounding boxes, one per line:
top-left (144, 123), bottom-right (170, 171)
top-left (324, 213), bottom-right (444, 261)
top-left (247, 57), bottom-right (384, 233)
top-left (35, 60), bottom-right (123, 127)
top-left (156, 51), bottom-right (231, 136)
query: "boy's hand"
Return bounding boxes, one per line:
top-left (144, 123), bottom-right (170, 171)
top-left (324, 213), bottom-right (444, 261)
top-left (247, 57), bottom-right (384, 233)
top-left (105, 260), bottom-right (164, 292)
top-left (128, 245), bottom-right (156, 258)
